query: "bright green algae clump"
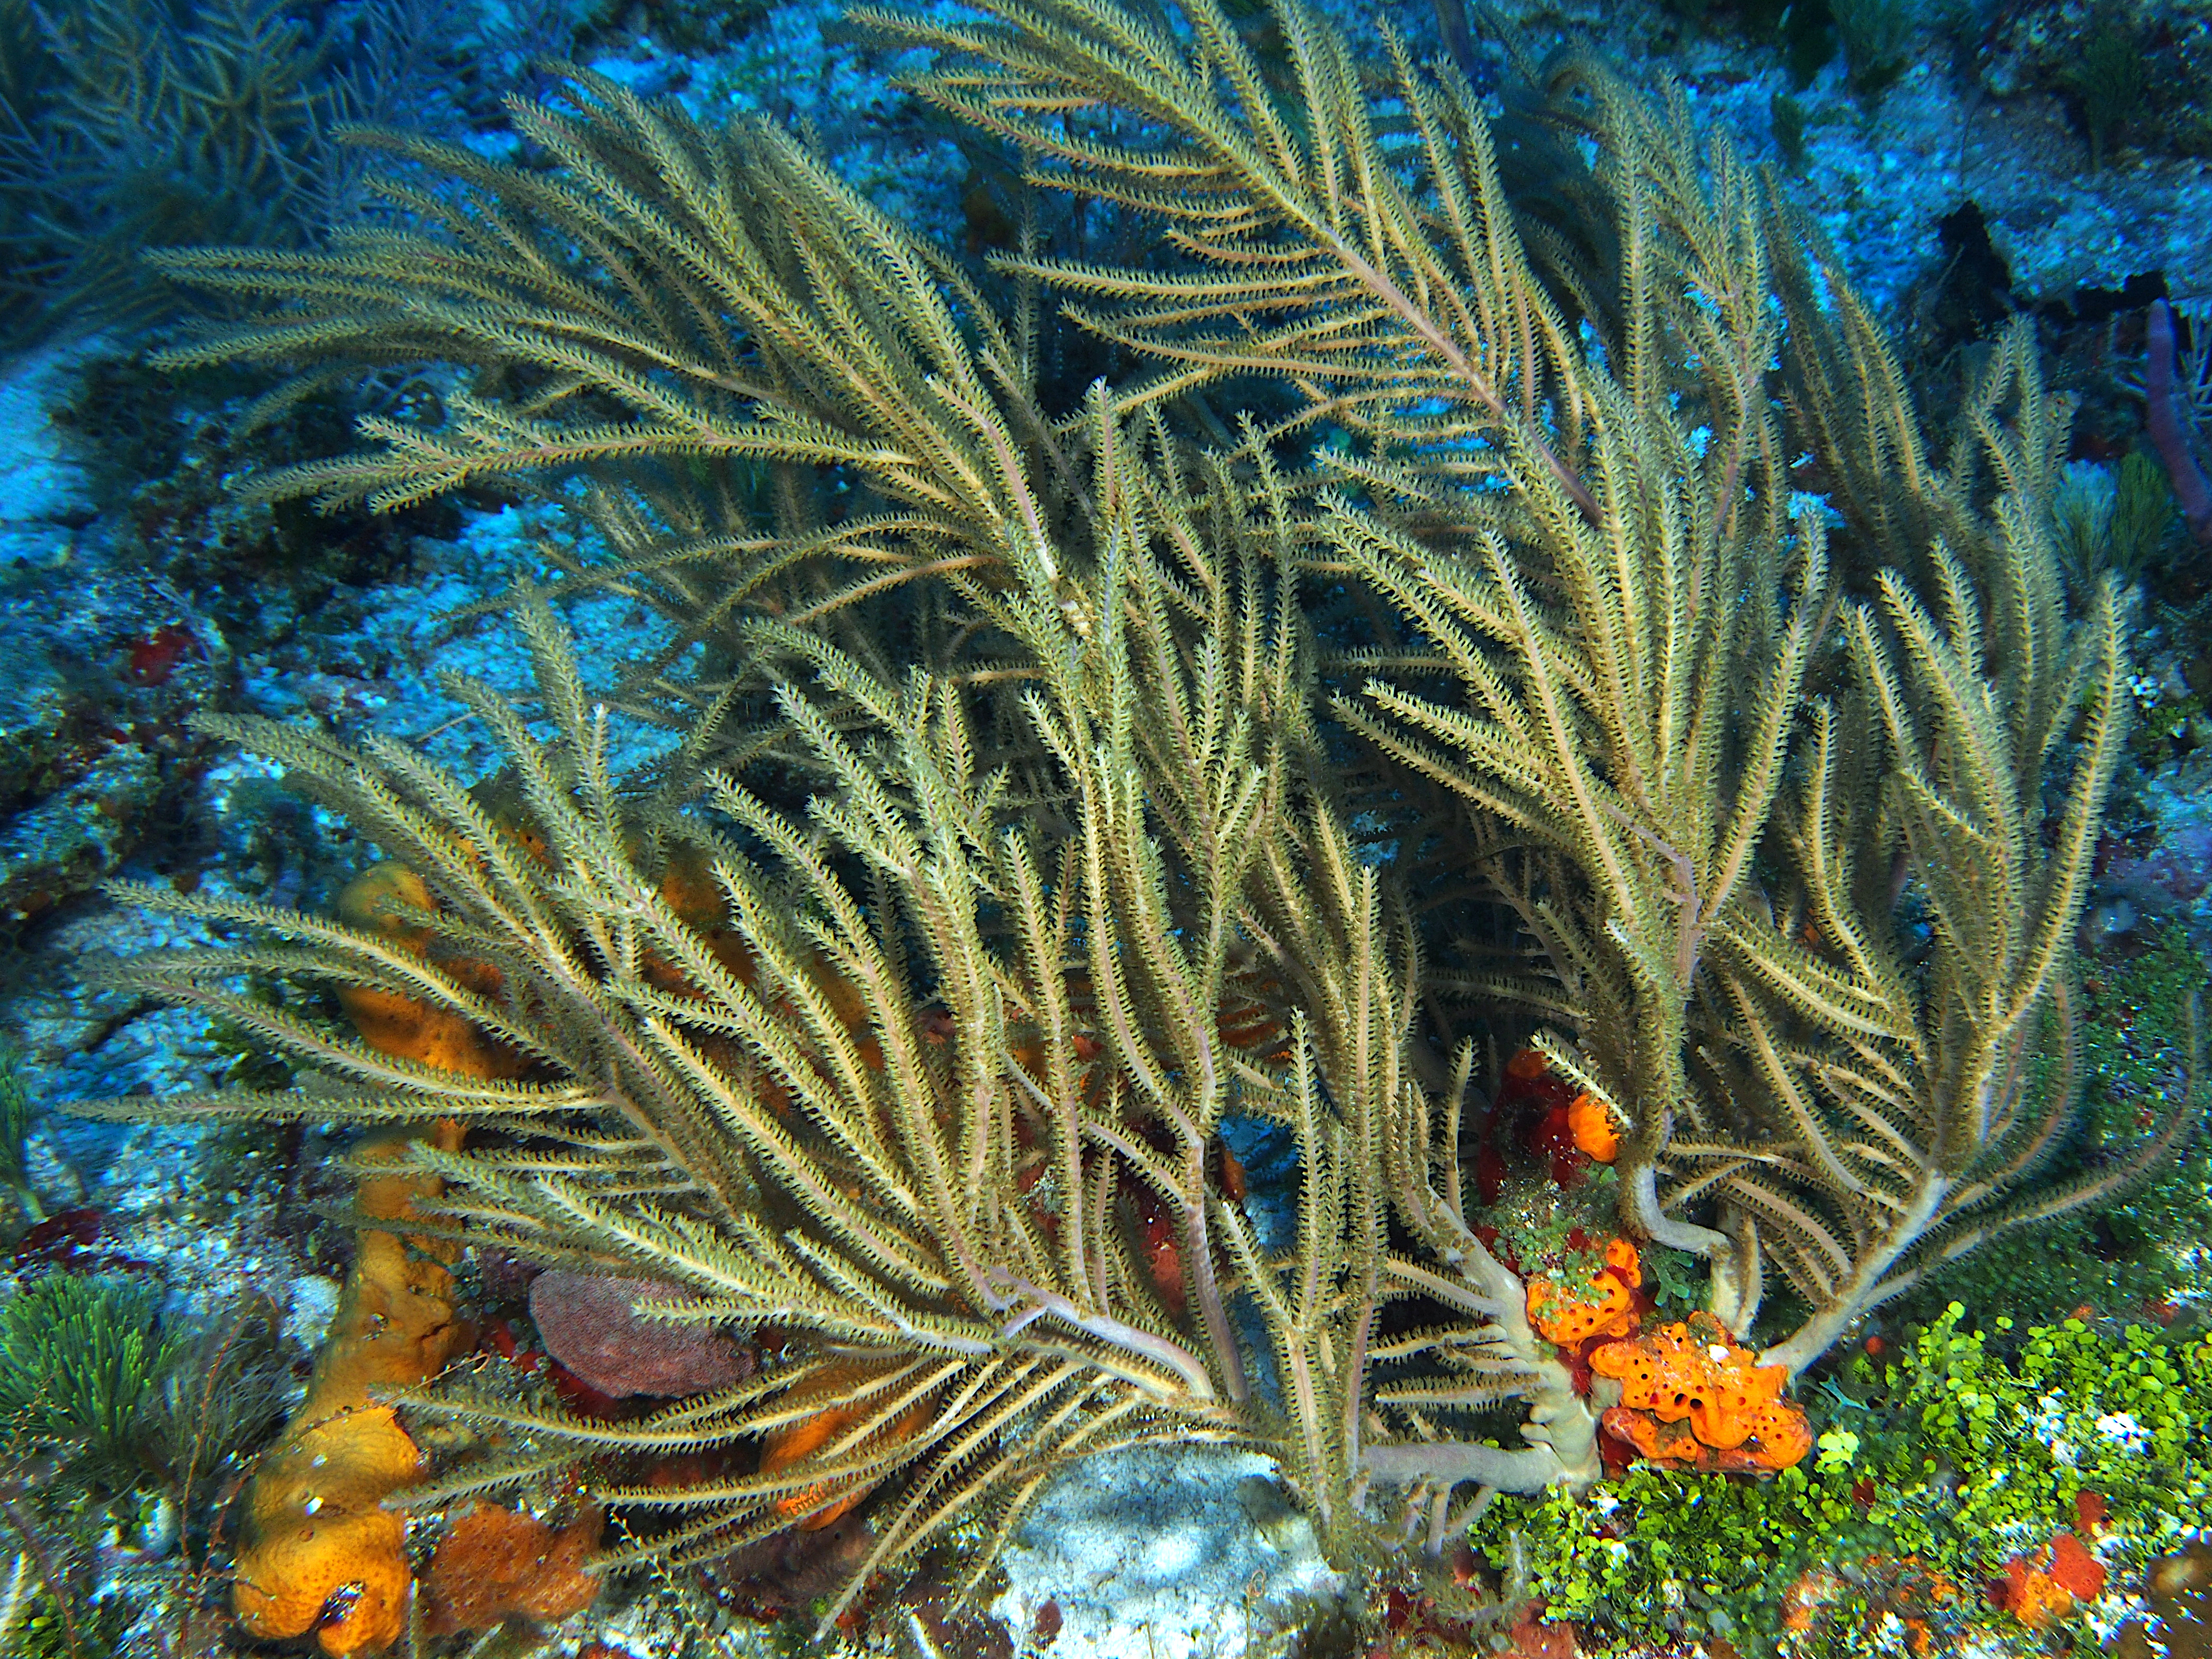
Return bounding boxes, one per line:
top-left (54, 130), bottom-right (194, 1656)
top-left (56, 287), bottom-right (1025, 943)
top-left (1474, 1310), bottom-right (2212, 1651)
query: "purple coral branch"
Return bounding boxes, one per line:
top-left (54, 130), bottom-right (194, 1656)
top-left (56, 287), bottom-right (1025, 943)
top-left (2148, 299), bottom-right (2212, 545)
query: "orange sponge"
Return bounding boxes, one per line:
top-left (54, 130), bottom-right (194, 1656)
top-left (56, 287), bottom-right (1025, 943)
top-left (758, 1359), bottom-right (938, 1530)
top-left (422, 1503), bottom-right (603, 1635)
top-left (1993, 1533), bottom-right (2105, 1629)
top-left (232, 1121), bottom-right (467, 1654)
top-left (1590, 1312), bottom-right (1810, 1473)
top-left (235, 860), bottom-right (524, 1653)
top-left (333, 864), bottom-right (524, 1081)
top-left (1503, 1048), bottom-right (1552, 1084)
top-left (1526, 1237), bottom-right (1642, 1346)
top-left (1566, 1092), bottom-right (1620, 1162)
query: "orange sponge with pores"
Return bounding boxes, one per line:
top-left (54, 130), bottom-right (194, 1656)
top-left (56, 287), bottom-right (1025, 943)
top-left (1526, 1237), bottom-right (1642, 1346)
top-left (1590, 1312), bottom-right (1811, 1473)
top-left (1600, 1399), bottom-right (1813, 1474)
top-left (232, 1121), bottom-right (467, 1654)
top-left (236, 861), bottom-right (520, 1654)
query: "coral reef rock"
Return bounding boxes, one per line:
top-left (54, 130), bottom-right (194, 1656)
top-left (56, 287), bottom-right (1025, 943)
top-left (2122, 1540), bottom-right (2212, 1658)
top-left (991, 1446), bottom-right (1346, 1659)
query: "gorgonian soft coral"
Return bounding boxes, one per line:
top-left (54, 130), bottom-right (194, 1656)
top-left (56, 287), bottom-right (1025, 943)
top-left (77, 0), bottom-right (2204, 1638)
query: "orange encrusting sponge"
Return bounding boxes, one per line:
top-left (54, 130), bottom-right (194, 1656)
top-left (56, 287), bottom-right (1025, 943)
top-left (231, 861), bottom-right (504, 1654)
top-left (1589, 1312), bottom-right (1812, 1473)
top-left (1525, 1237), bottom-right (1643, 1346)
top-left (756, 1358), bottom-right (939, 1529)
top-left (332, 863), bottom-right (526, 1081)
top-left (230, 1120), bottom-right (468, 1654)
top-left (1566, 1091), bottom-right (1620, 1162)
top-left (420, 1502), bottom-right (603, 1635)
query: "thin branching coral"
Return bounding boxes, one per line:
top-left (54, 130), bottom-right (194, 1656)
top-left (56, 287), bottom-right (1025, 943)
top-left (0, 0), bottom-right (330, 334)
top-left (147, 78), bottom-right (1073, 604)
top-left (855, 0), bottom-right (2194, 1373)
top-left (87, 431), bottom-right (1413, 1627)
